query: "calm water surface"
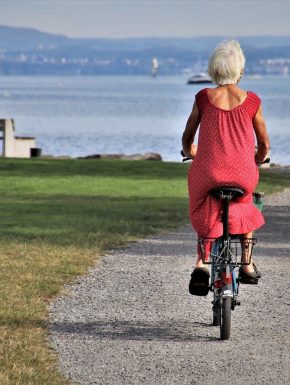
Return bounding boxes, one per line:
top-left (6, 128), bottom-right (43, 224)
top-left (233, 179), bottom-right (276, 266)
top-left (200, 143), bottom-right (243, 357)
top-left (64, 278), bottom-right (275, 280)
top-left (0, 75), bottom-right (289, 164)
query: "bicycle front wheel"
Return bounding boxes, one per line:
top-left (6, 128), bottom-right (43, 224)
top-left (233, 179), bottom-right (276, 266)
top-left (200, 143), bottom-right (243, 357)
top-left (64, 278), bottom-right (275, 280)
top-left (220, 297), bottom-right (232, 340)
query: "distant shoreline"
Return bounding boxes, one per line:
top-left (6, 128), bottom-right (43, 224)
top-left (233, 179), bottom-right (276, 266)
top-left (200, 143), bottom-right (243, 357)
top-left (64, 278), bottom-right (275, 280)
top-left (36, 154), bottom-right (290, 169)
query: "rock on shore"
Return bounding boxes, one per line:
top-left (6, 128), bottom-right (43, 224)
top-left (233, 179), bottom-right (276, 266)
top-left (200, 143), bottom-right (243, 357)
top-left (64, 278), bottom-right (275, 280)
top-left (77, 152), bottom-right (162, 161)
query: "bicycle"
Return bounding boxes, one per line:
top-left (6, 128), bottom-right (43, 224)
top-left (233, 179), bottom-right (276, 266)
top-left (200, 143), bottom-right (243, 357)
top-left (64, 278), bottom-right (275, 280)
top-left (182, 152), bottom-right (269, 340)
top-left (198, 186), bottom-right (257, 340)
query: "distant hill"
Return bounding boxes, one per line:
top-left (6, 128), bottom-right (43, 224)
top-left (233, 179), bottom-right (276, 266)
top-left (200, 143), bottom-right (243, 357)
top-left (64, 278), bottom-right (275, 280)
top-left (1, 25), bottom-right (290, 52)
top-left (0, 25), bottom-right (72, 51)
top-left (0, 25), bottom-right (289, 75)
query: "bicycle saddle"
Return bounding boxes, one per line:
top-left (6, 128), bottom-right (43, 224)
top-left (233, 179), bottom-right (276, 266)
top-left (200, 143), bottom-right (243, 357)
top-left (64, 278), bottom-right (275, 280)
top-left (210, 186), bottom-right (245, 199)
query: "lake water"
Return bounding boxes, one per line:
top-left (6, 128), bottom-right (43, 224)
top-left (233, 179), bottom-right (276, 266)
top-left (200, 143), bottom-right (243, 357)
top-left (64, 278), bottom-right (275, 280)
top-left (0, 75), bottom-right (289, 164)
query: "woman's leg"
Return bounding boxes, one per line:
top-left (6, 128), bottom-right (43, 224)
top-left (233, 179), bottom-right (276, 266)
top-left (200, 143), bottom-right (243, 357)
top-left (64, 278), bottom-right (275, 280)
top-left (241, 231), bottom-right (256, 273)
top-left (196, 239), bottom-right (211, 268)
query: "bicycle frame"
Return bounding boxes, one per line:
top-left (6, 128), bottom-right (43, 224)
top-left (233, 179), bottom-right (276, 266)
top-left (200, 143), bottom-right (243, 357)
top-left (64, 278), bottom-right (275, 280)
top-left (198, 189), bottom-right (257, 340)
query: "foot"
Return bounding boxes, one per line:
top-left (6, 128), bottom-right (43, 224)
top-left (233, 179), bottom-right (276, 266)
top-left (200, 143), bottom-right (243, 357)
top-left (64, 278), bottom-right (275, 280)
top-left (189, 267), bottom-right (210, 296)
top-left (239, 264), bottom-right (261, 285)
top-left (240, 263), bottom-right (261, 278)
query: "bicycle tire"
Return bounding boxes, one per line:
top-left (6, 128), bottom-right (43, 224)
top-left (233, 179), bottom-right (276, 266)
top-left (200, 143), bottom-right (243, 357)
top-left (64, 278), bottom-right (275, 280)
top-left (213, 305), bottom-right (221, 326)
top-left (220, 297), bottom-right (232, 340)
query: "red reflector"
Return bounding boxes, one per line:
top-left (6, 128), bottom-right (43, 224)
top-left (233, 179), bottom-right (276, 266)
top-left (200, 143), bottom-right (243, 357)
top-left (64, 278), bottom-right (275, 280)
top-left (214, 280), bottom-right (222, 288)
top-left (221, 272), bottom-right (232, 285)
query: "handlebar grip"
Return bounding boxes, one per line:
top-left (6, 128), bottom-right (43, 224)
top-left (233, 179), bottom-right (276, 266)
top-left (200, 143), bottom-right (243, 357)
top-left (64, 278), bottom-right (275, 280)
top-left (257, 157), bottom-right (271, 165)
top-left (182, 157), bottom-right (192, 162)
top-left (181, 151), bottom-right (270, 164)
top-left (181, 150), bottom-right (193, 162)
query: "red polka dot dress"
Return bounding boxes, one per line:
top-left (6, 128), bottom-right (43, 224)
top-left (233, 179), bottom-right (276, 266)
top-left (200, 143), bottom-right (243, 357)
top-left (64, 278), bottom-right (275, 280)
top-left (188, 88), bottom-right (265, 239)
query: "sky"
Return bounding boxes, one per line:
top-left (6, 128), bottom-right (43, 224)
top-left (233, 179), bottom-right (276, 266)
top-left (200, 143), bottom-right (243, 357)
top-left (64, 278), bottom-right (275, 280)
top-left (0, 0), bottom-right (290, 38)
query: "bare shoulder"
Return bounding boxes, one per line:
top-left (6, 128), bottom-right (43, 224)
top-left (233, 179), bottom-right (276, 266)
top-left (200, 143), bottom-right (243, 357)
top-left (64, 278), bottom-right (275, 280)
top-left (208, 85), bottom-right (246, 98)
top-left (207, 85), bottom-right (247, 109)
top-left (228, 86), bottom-right (247, 99)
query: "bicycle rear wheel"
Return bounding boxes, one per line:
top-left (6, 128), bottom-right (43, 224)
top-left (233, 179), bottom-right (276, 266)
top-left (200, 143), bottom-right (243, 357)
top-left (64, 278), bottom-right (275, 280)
top-left (220, 297), bottom-right (232, 340)
top-left (213, 305), bottom-right (221, 326)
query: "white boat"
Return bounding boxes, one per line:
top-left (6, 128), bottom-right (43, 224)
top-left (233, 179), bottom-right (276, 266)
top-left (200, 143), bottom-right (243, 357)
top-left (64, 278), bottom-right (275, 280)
top-left (151, 57), bottom-right (159, 77)
top-left (187, 72), bottom-right (212, 84)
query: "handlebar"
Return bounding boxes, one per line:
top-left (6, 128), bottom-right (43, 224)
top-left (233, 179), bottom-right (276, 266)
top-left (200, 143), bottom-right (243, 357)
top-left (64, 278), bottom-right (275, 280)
top-left (181, 150), bottom-right (270, 165)
top-left (256, 157), bottom-right (270, 165)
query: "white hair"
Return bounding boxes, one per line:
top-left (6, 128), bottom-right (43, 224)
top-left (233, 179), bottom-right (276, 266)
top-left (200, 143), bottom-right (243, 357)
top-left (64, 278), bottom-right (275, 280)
top-left (207, 40), bottom-right (246, 85)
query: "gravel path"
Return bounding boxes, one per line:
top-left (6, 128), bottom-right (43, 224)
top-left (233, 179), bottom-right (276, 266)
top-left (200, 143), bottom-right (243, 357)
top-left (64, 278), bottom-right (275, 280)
top-left (50, 189), bottom-right (290, 385)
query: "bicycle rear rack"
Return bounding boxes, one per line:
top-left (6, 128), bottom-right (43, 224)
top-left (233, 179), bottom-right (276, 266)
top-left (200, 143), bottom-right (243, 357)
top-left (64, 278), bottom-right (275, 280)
top-left (198, 237), bottom-right (257, 266)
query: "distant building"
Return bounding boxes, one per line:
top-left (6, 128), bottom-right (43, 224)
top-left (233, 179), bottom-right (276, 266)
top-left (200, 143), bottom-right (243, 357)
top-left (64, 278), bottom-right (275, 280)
top-left (0, 119), bottom-right (39, 158)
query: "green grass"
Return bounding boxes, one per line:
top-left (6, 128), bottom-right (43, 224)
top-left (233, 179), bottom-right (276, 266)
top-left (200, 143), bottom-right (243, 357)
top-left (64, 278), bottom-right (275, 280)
top-left (0, 159), bottom-right (189, 248)
top-left (0, 158), bottom-right (189, 385)
top-left (258, 167), bottom-right (290, 194)
top-left (0, 158), bottom-right (289, 385)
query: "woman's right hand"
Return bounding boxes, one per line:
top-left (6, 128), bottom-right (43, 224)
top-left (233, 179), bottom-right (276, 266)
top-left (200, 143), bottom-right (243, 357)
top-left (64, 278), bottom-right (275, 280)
top-left (256, 155), bottom-right (270, 165)
top-left (255, 151), bottom-right (270, 164)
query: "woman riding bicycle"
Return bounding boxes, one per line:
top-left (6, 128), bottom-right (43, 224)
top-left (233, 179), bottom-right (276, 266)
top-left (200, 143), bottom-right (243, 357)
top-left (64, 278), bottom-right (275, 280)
top-left (182, 40), bottom-right (270, 294)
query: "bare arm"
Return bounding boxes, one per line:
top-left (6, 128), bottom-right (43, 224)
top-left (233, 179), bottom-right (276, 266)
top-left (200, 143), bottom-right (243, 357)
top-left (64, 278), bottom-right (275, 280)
top-left (253, 105), bottom-right (270, 163)
top-left (182, 102), bottom-right (200, 157)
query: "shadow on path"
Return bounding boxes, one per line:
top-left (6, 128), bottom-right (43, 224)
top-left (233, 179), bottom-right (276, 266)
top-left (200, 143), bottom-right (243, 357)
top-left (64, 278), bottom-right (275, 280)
top-left (51, 319), bottom-right (218, 342)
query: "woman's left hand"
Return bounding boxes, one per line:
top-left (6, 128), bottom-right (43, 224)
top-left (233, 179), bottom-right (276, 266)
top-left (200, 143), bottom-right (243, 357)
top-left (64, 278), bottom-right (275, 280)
top-left (190, 143), bottom-right (198, 157)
